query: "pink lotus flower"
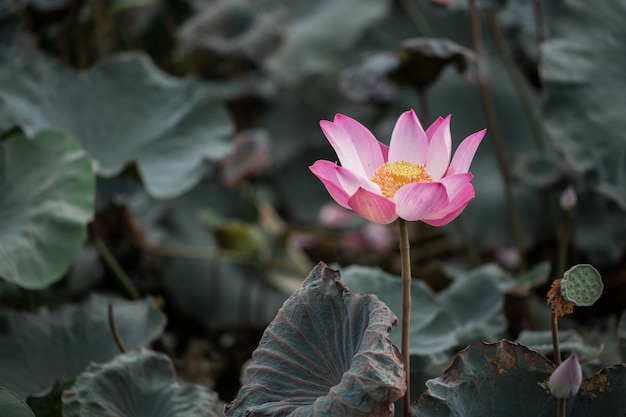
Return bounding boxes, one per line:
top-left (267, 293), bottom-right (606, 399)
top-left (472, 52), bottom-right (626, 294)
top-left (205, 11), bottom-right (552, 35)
top-left (310, 110), bottom-right (485, 225)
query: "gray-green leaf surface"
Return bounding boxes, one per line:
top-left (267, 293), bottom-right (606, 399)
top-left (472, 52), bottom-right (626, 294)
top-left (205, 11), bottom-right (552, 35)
top-left (0, 52), bottom-right (234, 199)
top-left (0, 129), bottom-right (95, 289)
top-left (62, 350), bottom-right (219, 417)
top-left (0, 294), bottom-right (166, 398)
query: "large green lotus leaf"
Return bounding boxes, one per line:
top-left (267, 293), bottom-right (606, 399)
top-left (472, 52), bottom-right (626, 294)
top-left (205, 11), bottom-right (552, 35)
top-left (0, 129), bottom-right (95, 289)
top-left (340, 265), bottom-right (458, 356)
top-left (62, 350), bottom-right (219, 417)
top-left (264, 0), bottom-right (392, 84)
top-left (413, 341), bottom-right (626, 416)
top-left (412, 340), bottom-right (555, 417)
top-left (0, 387), bottom-right (35, 417)
top-left (542, 0), bottom-right (626, 209)
top-left (224, 262), bottom-right (405, 417)
top-left (0, 52), bottom-right (234, 199)
top-left (0, 293), bottom-right (166, 398)
top-left (438, 264), bottom-right (513, 344)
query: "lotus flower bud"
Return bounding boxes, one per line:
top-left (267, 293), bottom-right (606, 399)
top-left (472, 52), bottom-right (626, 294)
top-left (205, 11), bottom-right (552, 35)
top-left (549, 354), bottom-right (582, 399)
top-left (559, 185), bottom-right (577, 211)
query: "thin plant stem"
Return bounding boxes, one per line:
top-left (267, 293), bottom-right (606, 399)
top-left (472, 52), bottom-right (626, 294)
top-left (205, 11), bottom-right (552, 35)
top-left (485, 11), bottom-right (546, 152)
top-left (532, 0), bottom-right (546, 43)
top-left (94, 237), bottom-right (141, 300)
top-left (91, 0), bottom-right (111, 56)
top-left (398, 219), bottom-right (412, 417)
top-left (400, 0), bottom-right (434, 37)
top-left (550, 310), bottom-right (566, 416)
top-left (95, 237), bottom-right (178, 360)
top-left (467, 0), bottom-right (527, 271)
top-left (558, 399), bottom-right (566, 417)
top-left (551, 312), bottom-right (561, 365)
top-left (557, 211), bottom-right (572, 278)
top-left (108, 303), bottom-right (127, 353)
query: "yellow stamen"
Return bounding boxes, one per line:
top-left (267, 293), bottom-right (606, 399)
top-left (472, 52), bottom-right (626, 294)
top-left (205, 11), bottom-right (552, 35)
top-left (371, 160), bottom-right (433, 199)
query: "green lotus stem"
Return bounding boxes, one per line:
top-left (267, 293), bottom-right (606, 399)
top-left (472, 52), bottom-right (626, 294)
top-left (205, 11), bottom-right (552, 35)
top-left (399, 219), bottom-right (412, 417)
top-left (485, 11), bottom-right (546, 152)
top-left (94, 237), bottom-right (141, 300)
top-left (467, 0), bottom-right (527, 271)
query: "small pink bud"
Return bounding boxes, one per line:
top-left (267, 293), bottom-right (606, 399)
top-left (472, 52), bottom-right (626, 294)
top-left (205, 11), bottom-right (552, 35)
top-left (559, 185), bottom-right (577, 211)
top-left (549, 354), bottom-right (582, 399)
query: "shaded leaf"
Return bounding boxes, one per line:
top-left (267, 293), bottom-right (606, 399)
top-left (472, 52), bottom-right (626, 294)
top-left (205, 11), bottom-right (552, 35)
top-left (570, 365), bottom-right (626, 416)
top-left (516, 329), bottom-right (601, 373)
top-left (341, 265), bottom-right (458, 355)
top-left (264, 0), bottom-right (392, 84)
top-left (0, 387), bottom-right (35, 417)
top-left (178, 0), bottom-right (290, 62)
top-left (439, 264), bottom-right (513, 344)
top-left (513, 260), bottom-right (551, 291)
top-left (0, 52), bottom-right (234, 199)
top-left (339, 52), bottom-right (399, 103)
top-left (0, 129), bottom-right (95, 289)
top-left (574, 187), bottom-right (626, 266)
top-left (224, 262), bottom-right (405, 417)
top-left (413, 341), bottom-right (626, 416)
top-left (412, 340), bottom-right (555, 417)
top-left (394, 37), bottom-right (484, 88)
top-left (542, 0), bottom-right (626, 209)
top-left (0, 294), bottom-right (166, 398)
top-left (62, 350), bottom-right (219, 417)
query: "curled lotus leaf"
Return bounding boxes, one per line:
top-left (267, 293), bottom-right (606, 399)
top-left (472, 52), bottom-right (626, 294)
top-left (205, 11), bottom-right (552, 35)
top-left (394, 37), bottom-right (484, 89)
top-left (224, 262), bottom-right (406, 417)
top-left (178, 0), bottom-right (291, 62)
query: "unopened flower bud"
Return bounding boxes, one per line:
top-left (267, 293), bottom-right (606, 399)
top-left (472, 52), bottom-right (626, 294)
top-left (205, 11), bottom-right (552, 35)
top-left (549, 354), bottom-right (582, 399)
top-left (559, 185), bottom-right (577, 211)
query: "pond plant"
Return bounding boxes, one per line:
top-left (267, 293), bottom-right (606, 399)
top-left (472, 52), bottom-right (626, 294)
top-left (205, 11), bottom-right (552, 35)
top-left (1, 0), bottom-right (626, 416)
